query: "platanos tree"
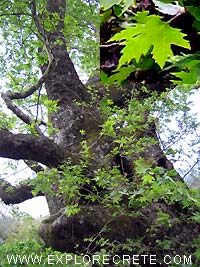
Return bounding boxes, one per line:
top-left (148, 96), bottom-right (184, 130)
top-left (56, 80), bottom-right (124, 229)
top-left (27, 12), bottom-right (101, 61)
top-left (0, 0), bottom-right (200, 266)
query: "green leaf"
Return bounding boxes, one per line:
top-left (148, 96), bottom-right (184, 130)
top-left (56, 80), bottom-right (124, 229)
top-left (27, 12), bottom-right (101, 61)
top-left (142, 174), bottom-right (155, 184)
top-left (134, 11), bottom-right (149, 24)
top-left (100, 0), bottom-right (121, 10)
top-left (110, 12), bottom-right (190, 68)
top-left (105, 66), bottom-right (134, 84)
top-left (172, 69), bottom-right (200, 84)
top-left (121, 0), bottom-right (135, 14)
top-left (100, 9), bottom-right (112, 25)
top-left (171, 58), bottom-right (200, 84)
top-left (187, 6), bottom-right (200, 21)
top-left (135, 157), bottom-right (152, 175)
top-left (190, 212), bottom-right (200, 222)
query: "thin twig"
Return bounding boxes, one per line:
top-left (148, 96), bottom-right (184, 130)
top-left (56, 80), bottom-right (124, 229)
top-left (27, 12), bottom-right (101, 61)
top-left (100, 42), bottom-right (123, 48)
top-left (183, 159), bottom-right (199, 179)
top-left (35, 86), bottom-right (42, 123)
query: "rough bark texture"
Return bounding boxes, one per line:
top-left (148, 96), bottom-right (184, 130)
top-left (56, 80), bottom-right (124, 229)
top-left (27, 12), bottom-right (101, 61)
top-left (0, 129), bottom-right (69, 167)
top-left (0, 179), bottom-right (43, 204)
top-left (39, 66), bottom-right (184, 255)
top-left (39, 203), bottom-right (200, 259)
top-left (0, 0), bottom-right (199, 264)
top-left (39, 205), bottom-right (147, 253)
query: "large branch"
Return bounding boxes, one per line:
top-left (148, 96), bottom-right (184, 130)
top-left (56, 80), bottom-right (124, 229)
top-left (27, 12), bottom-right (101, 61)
top-left (0, 179), bottom-right (44, 205)
top-left (0, 129), bottom-right (70, 167)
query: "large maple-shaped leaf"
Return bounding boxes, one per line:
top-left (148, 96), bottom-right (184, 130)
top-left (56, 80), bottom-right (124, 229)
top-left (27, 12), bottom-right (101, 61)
top-left (110, 13), bottom-right (190, 68)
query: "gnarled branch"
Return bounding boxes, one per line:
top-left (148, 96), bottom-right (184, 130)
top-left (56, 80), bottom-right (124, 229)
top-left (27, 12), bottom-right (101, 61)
top-left (0, 129), bottom-right (70, 167)
top-left (0, 179), bottom-right (44, 205)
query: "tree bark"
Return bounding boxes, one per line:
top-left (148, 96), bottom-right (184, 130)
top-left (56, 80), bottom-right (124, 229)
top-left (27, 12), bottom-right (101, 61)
top-left (0, 0), bottom-right (199, 261)
top-left (0, 179), bottom-right (43, 204)
top-left (0, 129), bottom-right (69, 167)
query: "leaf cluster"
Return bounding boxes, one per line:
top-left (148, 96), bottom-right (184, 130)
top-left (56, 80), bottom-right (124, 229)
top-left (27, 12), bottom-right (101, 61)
top-left (100, 0), bottom-right (200, 85)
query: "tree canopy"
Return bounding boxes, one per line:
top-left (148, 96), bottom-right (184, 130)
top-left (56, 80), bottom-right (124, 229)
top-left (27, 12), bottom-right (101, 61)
top-left (0, 0), bottom-right (200, 266)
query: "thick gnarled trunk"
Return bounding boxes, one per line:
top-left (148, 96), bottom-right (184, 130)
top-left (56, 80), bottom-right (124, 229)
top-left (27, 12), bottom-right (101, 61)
top-left (0, 0), bottom-right (199, 263)
top-left (36, 1), bottom-right (195, 257)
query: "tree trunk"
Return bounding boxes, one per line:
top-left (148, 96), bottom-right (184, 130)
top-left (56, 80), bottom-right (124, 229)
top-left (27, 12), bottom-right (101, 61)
top-left (0, 0), bottom-right (199, 264)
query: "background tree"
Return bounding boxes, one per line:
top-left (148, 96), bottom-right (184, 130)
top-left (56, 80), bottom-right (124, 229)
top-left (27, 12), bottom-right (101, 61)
top-left (0, 0), bottom-right (200, 266)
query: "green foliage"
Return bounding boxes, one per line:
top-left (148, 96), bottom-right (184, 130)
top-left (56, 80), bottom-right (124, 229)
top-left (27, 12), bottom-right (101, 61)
top-left (64, 0), bottom-right (99, 73)
top-left (0, 213), bottom-right (93, 266)
top-left (101, 0), bottom-right (136, 12)
top-left (0, 0), bottom-right (98, 136)
top-left (0, 240), bottom-right (45, 267)
top-left (110, 12), bottom-right (190, 68)
top-left (4, 215), bottom-right (41, 245)
top-left (0, 0), bottom-right (98, 77)
top-left (0, 215), bottom-right (18, 245)
top-left (32, 160), bottom-right (90, 206)
top-left (0, 111), bottom-right (17, 130)
top-left (0, 240), bottom-right (89, 267)
top-left (100, 0), bottom-right (121, 10)
top-left (0, 210), bottom-right (84, 266)
top-left (0, 0), bottom-right (200, 264)
top-left (170, 54), bottom-right (200, 84)
top-left (101, 0), bottom-right (200, 84)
